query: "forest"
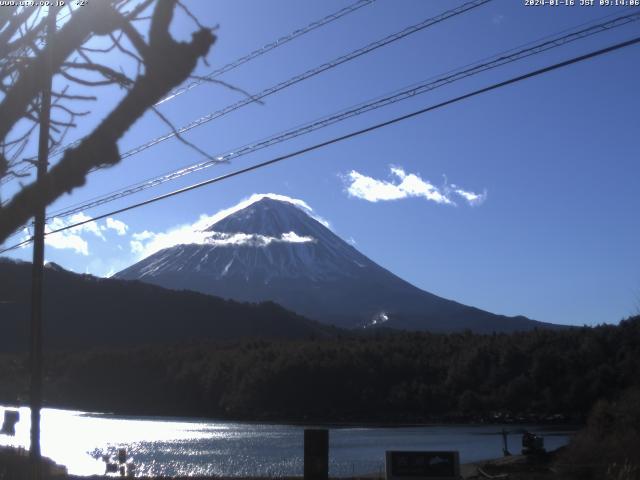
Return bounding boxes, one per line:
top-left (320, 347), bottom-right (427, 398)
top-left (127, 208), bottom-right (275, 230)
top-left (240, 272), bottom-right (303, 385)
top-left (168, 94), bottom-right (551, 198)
top-left (1, 315), bottom-right (638, 424)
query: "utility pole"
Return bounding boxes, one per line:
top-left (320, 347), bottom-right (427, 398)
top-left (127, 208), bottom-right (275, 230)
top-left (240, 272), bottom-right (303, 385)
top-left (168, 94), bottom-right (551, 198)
top-left (30, 6), bottom-right (56, 479)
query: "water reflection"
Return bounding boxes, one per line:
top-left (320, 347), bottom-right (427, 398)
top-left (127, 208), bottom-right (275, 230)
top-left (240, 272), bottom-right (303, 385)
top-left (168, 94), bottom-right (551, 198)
top-left (0, 405), bottom-right (574, 477)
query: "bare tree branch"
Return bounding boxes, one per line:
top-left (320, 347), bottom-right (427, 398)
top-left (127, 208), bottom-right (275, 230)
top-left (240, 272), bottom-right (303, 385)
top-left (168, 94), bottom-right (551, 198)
top-left (150, 105), bottom-right (219, 163)
top-left (0, 1), bottom-right (123, 142)
top-left (188, 74), bottom-right (264, 105)
top-left (0, 7), bottom-right (36, 56)
top-left (62, 61), bottom-right (134, 86)
top-left (0, 0), bottom-right (215, 243)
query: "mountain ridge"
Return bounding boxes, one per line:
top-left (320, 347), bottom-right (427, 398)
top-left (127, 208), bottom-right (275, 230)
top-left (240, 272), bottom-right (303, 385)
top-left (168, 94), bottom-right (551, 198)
top-left (116, 195), bottom-right (559, 333)
top-left (0, 257), bottom-right (334, 352)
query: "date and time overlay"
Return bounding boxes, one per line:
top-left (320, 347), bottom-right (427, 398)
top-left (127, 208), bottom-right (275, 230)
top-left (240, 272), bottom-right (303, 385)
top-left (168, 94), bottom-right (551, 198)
top-left (0, 0), bottom-right (639, 9)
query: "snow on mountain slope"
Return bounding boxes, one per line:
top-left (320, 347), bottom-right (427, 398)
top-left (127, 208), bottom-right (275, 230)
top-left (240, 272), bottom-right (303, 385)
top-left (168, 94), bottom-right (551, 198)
top-left (127, 196), bottom-right (376, 282)
top-left (115, 195), bottom-right (554, 333)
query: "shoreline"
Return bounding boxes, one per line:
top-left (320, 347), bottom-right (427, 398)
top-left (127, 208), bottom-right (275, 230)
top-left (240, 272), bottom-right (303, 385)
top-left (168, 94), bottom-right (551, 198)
top-left (1, 443), bottom-right (568, 480)
top-left (1, 404), bottom-right (577, 479)
top-left (9, 456), bottom-right (565, 480)
top-left (1, 401), bottom-right (582, 429)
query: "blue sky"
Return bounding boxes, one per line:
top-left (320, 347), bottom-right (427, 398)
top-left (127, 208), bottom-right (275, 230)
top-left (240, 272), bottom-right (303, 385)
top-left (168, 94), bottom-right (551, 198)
top-left (2, 0), bottom-right (639, 326)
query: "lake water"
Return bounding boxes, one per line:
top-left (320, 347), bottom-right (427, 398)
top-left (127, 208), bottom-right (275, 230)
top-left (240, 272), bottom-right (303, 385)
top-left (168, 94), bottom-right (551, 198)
top-left (0, 405), bottom-right (575, 477)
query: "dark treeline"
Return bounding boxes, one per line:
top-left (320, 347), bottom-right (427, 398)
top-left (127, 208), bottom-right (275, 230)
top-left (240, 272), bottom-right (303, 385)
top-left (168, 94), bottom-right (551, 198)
top-left (0, 259), bottom-right (333, 352)
top-left (1, 316), bottom-right (639, 423)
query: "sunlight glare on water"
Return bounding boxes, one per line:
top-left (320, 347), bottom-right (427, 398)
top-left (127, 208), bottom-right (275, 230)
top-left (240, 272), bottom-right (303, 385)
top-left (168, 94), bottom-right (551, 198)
top-left (0, 406), bottom-right (238, 476)
top-left (0, 405), bottom-right (573, 477)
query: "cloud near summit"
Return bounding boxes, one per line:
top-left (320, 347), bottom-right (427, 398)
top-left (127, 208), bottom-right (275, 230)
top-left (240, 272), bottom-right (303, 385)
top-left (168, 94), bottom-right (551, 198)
top-left (129, 193), bottom-right (325, 259)
top-left (342, 166), bottom-right (487, 207)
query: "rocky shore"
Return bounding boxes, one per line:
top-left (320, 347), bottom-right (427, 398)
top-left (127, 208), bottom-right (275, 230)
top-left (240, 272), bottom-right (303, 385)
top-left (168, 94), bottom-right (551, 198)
top-left (2, 444), bottom-right (569, 480)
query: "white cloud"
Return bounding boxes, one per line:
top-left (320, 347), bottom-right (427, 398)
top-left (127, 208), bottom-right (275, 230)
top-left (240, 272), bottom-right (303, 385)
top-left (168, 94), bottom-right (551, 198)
top-left (450, 184), bottom-right (487, 206)
top-left (131, 229), bottom-right (315, 258)
top-left (209, 231), bottom-right (315, 247)
top-left (41, 212), bottom-right (106, 255)
top-left (105, 217), bottom-right (128, 236)
top-left (132, 230), bottom-right (154, 241)
top-left (281, 232), bottom-right (315, 243)
top-left (195, 193), bottom-right (331, 229)
top-left (45, 230), bottom-right (89, 255)
top-left (129, 193), bottom-right (321, 259)
top-left (66, 212), bottom-right (105, 240)
top-left (343, 167), bottom-right (486, 207)
top-left (21, 212), bottom-right (118, 256)
top-left (20, 212), bottom-right (136, 256)
top-left (84, 256), bottom-right (132, 278)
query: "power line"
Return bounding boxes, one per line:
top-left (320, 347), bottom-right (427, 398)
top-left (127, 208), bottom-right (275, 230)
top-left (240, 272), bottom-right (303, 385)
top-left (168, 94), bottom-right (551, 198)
top-left (43, 10), bottom-right (640, 222)
top-left (1, 0), bottom-right (376, 182)
top-left (8, 0), bottom-right (490, 181)
top-left (156, 0), bottom-right (377, 105)
top-left (100, 0), bottom-right (492, 160)
top-left (4, 34), bottom-right (639, 255)
top-left (3, 8), bottom-right (635, 229)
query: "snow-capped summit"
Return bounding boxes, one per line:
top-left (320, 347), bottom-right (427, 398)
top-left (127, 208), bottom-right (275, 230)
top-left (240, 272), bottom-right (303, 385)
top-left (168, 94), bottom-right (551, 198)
top-left (208, 196), bottom-right (324, 237)
top-left (122, 196), bottom-right (373, 284)
top-left (115, 195), bottom-right (552, 333)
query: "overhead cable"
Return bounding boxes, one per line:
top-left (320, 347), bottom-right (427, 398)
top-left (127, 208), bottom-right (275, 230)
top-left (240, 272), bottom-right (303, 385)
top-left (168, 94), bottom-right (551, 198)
top-left (45, 10), bottom-right (640, 222)
top-left (4, 34), bottom-right (639, 254)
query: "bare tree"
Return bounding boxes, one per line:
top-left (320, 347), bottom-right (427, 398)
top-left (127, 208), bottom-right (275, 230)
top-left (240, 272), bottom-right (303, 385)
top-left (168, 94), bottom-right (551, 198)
top-left (0, 0), bottom-right (216, 244)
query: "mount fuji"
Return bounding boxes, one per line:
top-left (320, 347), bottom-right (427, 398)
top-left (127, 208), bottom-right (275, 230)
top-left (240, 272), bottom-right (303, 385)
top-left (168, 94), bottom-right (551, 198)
top-left (115, 195), bottom-right (554, 333)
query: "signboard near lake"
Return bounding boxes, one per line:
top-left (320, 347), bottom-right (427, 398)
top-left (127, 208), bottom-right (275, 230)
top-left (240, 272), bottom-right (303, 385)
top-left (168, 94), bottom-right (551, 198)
top-left (385, 451), bottom-right (460, 480)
